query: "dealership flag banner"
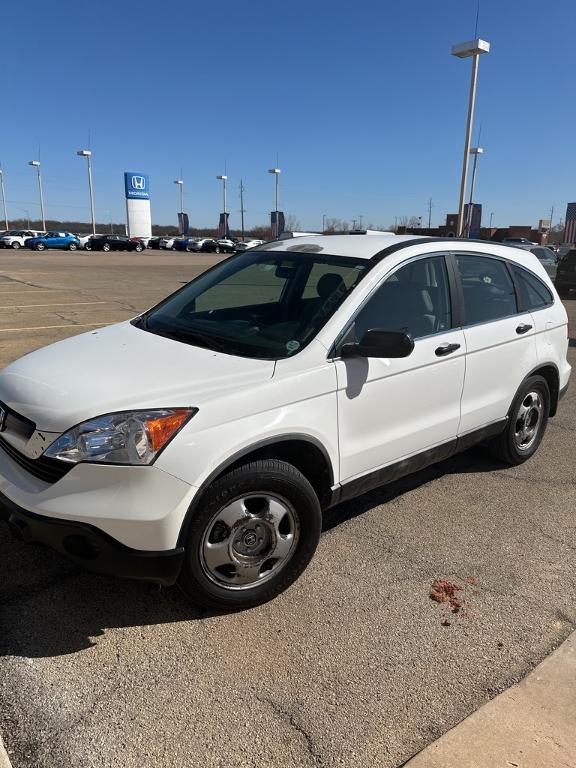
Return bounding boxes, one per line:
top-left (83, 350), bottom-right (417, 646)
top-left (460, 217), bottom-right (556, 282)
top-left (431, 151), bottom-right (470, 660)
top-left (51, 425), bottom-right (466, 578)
top-left (564, 203), bottom-right (576, 245)
top-left (218, 213), bottom-right (229, 238)
top-left (178, 212), bottom-right (189, 235)
top-left (271, 211), bottom-right (285, 239)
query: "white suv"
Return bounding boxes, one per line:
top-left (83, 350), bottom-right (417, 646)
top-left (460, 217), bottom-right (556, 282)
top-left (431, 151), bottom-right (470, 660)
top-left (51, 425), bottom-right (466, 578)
top-left (0, 235), bottom-right (571, 609)
top-left (0, 230), bottom-right (44, 249)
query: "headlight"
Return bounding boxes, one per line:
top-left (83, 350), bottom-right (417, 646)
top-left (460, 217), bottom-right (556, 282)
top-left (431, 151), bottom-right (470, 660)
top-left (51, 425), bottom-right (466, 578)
top-left (44, 408), bottom-right (196, 465)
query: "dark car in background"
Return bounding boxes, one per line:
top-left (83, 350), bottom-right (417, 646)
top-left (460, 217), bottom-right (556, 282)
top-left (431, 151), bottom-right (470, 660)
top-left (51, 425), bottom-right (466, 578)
top-left (528, 246), bottom-right (558, 280)
top-left (90, 235), bottom-right (144, 252)
top-left (202, 238), bottom-right (236, 254)
top-left (555, 249), bottom-right (576, 298)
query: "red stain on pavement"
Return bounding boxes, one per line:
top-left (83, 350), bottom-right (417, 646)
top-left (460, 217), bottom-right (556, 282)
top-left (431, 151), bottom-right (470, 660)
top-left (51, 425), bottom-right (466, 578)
top-left (430, 579), bottom-right (463, 614)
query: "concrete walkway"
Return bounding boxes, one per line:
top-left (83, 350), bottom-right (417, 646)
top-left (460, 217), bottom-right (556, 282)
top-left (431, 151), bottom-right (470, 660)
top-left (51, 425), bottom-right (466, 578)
top-left (406, 632), bottom-right (576, 768)
top-left (0, 737), bottom-right (11, 768)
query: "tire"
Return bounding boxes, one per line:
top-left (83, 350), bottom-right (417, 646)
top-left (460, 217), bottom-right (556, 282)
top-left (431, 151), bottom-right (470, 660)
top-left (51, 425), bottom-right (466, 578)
top-left (488, 375), bottom-right (550, 465)
top-left (84, 243), bottom-right (92, 251)
top-left (214, 246), bottom-right (221, 254)
top-left (102, 243), bottom-right (111, 252)
top-left (178, 459), bottom-right (322, 611)
top-left (35, 242), bottom-right (46, 251)
top-left (11, 241), bottom-right (20, 250)
top-left (68, 242), bottom-right (78, 251)
top-left (135, 243), bottom-right (143, 252)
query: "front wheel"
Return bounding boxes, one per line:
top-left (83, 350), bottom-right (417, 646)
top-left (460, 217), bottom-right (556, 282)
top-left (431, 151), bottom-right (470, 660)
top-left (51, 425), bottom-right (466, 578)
top-left (178, 459), bottom-right (322, 610)
top-left (11, 241), bottom-right (20, 250)
top-left (134, 243), bottom-right (143, 252)
top-left (68, 242), bottom-right (78, 251)
top-left (488, 375), bottom-right (550, 465)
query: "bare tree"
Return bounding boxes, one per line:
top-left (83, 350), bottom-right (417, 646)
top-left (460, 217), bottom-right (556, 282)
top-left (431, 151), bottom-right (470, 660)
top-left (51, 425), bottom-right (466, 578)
top-left (324, 217), bottom-right (350, 233)
top-left (284, 214), bottom-right (301, 232)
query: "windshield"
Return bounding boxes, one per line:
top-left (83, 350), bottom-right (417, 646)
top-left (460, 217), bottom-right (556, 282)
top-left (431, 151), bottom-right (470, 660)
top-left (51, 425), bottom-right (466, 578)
top-left (137, 250), bottom-right (369, 359)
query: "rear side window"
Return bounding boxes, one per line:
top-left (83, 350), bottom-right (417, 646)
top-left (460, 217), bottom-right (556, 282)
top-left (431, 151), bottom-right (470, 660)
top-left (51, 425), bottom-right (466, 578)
top-left (455, 254), bottom-right (517, 325)
top-left (512, 265), bottom-right (553, 310)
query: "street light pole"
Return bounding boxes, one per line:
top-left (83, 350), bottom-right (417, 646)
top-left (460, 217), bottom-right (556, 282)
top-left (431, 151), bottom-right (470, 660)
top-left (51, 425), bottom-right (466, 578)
top-left (77, 150), bottom-right (96, 235)
top-left (239, 179), bottom-right (246, 241)
top-left (216, 175), bottom-right (228, 236)
top-left (0, 167), bottom-right (8, 230)
top-left (451, 38), bottom-right (490, 237)
top-left (173, 179), bottom-right (184, 213)
top-left (28, 160), bottom-right (46, 230)
top-left (489, 211), bottom-right (494, 228)
top-left (322, 213), bottom-right (326, 233)
top-left (466, 146), bottom-right (483, 237)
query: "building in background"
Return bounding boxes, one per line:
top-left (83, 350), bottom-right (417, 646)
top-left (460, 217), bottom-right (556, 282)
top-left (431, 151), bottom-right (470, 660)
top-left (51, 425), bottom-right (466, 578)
top-left (124, 172), bottom-right (152, 238)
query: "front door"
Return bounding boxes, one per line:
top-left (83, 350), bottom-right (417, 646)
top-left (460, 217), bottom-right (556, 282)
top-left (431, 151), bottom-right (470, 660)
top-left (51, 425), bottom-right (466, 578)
top-left (335, 254), bottom-right (466, 484)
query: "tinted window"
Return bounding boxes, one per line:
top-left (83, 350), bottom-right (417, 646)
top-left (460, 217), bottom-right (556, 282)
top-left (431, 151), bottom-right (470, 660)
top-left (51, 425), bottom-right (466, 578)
top-left (512, 266), bottom-right (553, 309)
top-left (142, 251), bottom-right (368, 359)
top-left (353, 255), bottom-right (452, 340)
top-left (456, 254), bottom-right (517, 325)
top-left (531, 248), bottom-right (553, 262)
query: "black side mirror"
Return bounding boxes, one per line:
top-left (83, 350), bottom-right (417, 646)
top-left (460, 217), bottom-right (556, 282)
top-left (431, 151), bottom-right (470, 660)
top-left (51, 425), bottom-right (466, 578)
top-left (341, 329), bottom-right (414, 359)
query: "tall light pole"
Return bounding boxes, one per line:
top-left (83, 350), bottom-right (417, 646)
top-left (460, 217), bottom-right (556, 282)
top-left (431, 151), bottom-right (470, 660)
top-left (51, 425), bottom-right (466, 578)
top-left (239, 179), bottom-right (246, 241)
top-left (173, 179), bottom-right (184, 214)
top-left (268, 167), bottom-right (281, 213)
top-left (28, 160), bottom-right (46, 230)
top-left (216, 174), bottom-right (228, 237)
top-left (489, 211), bottom-right (494, 228)
top-left (0, 166), bottom-right (8, 230)
top-left (322, 213), bottom-right (326, 233)
top-left (466, 146), bottom-right (483, 237)
top-left (77, 150), bottom-right (96, 236)
top-left (451, 38), bottom-right (490, 237)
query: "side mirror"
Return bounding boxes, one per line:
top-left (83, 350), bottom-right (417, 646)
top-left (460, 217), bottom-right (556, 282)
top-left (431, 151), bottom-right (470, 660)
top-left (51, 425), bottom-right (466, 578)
top-left (341, 329), bottom-right (414, 359)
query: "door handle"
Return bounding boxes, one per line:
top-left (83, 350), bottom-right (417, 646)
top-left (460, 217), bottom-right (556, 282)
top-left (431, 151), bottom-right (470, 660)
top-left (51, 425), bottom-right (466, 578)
top-left (435, 343), bottom-right (461, 356)
top-left (516, 323), bottom-right (533, 335)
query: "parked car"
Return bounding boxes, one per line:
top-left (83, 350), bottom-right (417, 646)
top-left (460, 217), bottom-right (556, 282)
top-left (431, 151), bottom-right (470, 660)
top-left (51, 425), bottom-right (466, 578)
top-left (235, 239), bottom-right (265, 251)
top-left (159, 236), bottom-right (178, 249)
top-left (502, 237), bottom-right (537, 247)
top-left (131, 236), bottom-right (151, 248)
top-left (528, 246), bottom-right (558, 279)
top-left (0, 234), bottom-right (570, 610)
top-left (89, 235), bottom-right (145, 252)
top-left (147, 237), bottom-right (163, 249)
top-left (27, 232), bottom-right (80, 251)
top-left (187, 238), bottom-right (213, 252)
top-left (77, 234), bottom-right (104, 251)
top-left (203, 239), bottom-right (236, 254)
top-left (555, 248), bottom-right (576, 298)
top-left (0, 230), bottom-right (44, 249)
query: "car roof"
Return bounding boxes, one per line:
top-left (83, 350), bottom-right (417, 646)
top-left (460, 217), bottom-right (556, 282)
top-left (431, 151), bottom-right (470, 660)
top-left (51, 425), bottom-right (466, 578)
top-left (253, 233), bottom-right (555, 267)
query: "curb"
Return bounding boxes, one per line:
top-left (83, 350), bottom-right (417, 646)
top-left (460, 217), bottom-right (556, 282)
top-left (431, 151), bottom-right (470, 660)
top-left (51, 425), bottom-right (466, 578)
top-left (0, 736), bottom-right (12, 768)
top-left (404, 631), bottom-right (576, 767)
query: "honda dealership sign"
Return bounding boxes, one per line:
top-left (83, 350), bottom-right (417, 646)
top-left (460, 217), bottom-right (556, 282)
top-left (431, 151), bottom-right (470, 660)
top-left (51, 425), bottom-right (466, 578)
top-left (124, 172), bottom-right (152, 237)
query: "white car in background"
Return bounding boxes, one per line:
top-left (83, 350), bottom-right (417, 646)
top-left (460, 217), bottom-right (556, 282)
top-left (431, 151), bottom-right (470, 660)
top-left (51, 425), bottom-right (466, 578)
top-left (77, 234), bottom-right (103, 251)
top-left (0, 230), bottom-right (44, 249)
top-left (235, 239), bottom-right (265, 251)
top-left (160, 236), bottom-right (178, 249)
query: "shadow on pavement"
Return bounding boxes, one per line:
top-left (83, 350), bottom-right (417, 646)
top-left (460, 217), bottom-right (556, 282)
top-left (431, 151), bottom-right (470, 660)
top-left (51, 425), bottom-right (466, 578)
top-left (0, 448), bottom-right (504, 659)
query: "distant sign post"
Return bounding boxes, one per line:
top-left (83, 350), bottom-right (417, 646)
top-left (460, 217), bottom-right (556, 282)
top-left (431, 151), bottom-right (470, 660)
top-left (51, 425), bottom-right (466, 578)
top-left (124, 172), bottom-right (152, 238)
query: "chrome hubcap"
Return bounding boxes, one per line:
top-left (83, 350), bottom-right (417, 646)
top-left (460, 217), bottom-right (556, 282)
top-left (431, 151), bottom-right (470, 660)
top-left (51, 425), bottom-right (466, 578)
top-left (200, 494), bottom-right (299, 590)
top-left (514, 391), bottom-right (543, 450)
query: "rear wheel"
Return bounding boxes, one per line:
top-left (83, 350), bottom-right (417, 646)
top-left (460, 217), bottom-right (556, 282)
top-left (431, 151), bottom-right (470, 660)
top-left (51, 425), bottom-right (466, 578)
top-left (102, 243), bottom-right (111, 252)
top-left (488, 375), bottom-right (550, 465)
top-left (35, 242), bottom-right (46, 251)
top-left (134, 243), bottom-right (143, 252)
top-left (178, 459), bottom-right (322, 610)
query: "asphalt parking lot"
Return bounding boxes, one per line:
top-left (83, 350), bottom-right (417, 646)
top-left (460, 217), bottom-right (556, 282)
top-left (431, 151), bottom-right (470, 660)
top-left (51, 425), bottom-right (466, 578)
top-left (0, 249), bottom-right (574, 768)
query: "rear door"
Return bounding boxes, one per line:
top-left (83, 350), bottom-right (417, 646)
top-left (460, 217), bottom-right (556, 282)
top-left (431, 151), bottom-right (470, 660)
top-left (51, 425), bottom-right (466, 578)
top-left (454, 252), bottom-right (537, 434)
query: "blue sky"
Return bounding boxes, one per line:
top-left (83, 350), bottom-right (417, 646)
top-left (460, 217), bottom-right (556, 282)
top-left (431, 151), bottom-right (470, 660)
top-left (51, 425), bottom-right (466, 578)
top-left (1, 0), bottom-right (574, 231)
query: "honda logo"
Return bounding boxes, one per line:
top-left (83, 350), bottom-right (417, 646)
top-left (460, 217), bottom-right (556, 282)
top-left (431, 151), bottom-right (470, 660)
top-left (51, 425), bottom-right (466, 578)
top-left (131, 176), bottom-right (146, 190)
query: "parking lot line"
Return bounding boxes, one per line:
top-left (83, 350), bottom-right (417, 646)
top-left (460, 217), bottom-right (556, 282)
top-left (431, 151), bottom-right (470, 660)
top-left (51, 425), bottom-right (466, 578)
top-left (0, 302), bottom-right (108, 310)
top-left (0, 323), bottom-right (109, 332)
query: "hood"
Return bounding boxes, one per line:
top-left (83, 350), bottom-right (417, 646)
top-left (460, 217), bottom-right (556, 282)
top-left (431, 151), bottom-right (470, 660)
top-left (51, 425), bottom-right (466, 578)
top-left (0, 321), bottom-right (275, 431)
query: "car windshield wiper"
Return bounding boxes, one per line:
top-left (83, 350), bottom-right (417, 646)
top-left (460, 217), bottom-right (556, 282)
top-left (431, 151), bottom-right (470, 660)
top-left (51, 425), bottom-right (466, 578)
top-left (153, 326), bottom-right (226, 352)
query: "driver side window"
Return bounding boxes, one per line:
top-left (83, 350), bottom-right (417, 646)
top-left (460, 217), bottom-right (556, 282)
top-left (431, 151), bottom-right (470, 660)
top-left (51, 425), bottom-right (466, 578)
top-left (353, 255), bottom-right (452, 341)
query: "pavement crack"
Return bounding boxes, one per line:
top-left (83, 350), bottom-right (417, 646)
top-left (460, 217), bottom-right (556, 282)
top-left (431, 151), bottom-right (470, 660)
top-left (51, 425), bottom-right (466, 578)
top-left (257, 696), bottom-right (324, 765)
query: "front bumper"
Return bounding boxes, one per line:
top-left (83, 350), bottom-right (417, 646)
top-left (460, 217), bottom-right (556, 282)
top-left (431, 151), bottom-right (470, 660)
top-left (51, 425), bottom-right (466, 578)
top-left (1, 492), bottom-right (185, 585)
